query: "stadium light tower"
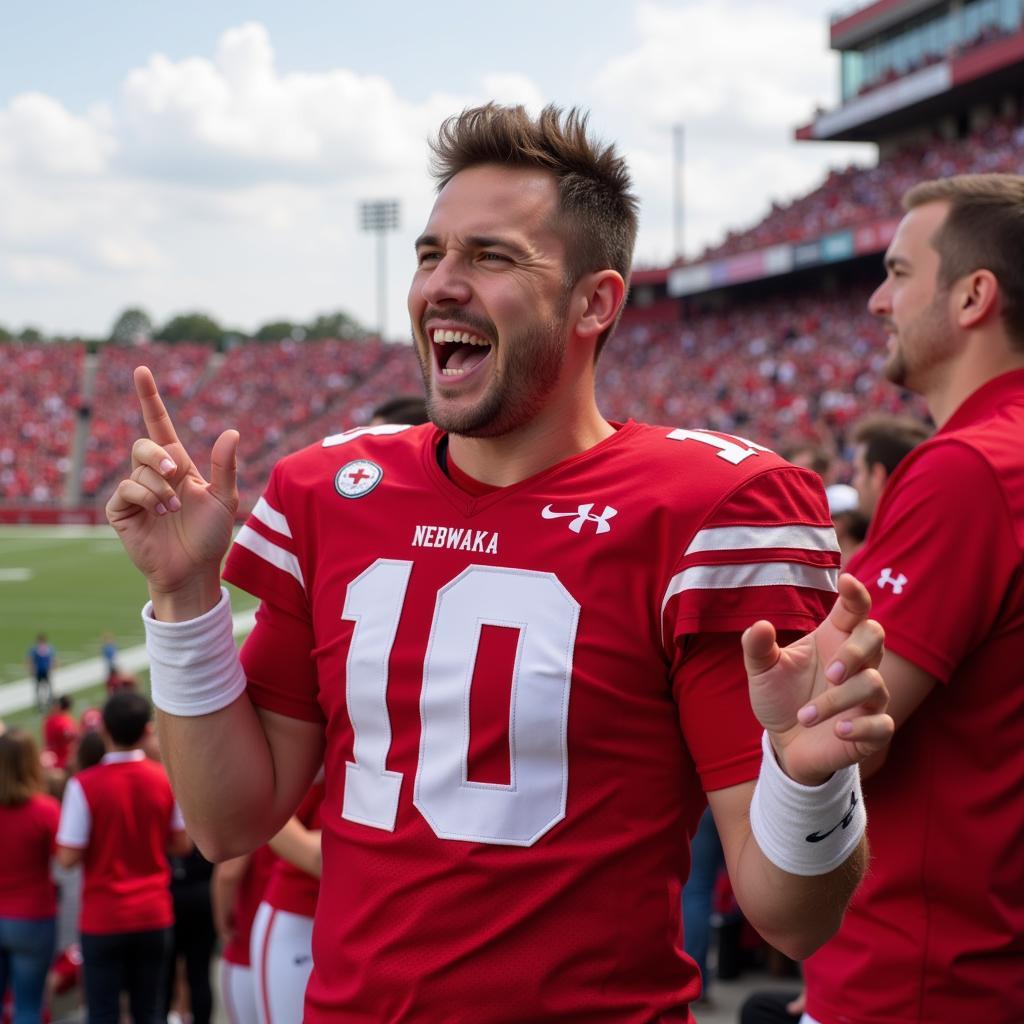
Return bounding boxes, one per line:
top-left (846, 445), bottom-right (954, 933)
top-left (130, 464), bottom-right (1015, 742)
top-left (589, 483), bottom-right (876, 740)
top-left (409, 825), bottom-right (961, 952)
top-left (359, 199), bottom-right (400, 339)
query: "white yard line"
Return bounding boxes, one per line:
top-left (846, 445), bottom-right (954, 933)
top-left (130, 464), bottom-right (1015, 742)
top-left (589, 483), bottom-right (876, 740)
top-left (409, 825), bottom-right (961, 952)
top-left (0, 606), bottom-right (258, 717)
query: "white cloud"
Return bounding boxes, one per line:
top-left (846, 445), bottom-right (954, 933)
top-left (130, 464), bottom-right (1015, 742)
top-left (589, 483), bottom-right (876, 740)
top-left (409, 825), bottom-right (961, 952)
top-left (0, 92), bottom-right (115, 175)
top-left (479, 73), bottom-right (546, 112)
top-left (116, 22), bottom-right (446, 184)
top-left (6, 254), bottom-right (81, 286)
top-left (0, 8), bottom-right (878, 335)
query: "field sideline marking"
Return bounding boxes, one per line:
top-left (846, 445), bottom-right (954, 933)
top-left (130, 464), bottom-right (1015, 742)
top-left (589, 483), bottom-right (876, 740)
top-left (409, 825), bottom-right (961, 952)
top-left (0, 606), bottom-right (258, 717)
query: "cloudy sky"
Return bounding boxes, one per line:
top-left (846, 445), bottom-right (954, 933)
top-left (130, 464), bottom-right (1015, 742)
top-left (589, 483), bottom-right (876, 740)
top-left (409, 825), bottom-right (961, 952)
top-left (1, 0), bottom-right (875, 341)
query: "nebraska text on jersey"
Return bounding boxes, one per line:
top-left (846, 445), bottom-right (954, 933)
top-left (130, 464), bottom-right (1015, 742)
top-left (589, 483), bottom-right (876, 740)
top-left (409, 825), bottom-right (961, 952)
top-left (412, 524), bottom-right (499, 554)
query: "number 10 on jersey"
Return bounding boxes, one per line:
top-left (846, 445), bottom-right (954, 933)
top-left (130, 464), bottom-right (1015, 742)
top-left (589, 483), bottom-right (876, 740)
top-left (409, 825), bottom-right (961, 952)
top-left (340, 560), bottom-right (580, 847)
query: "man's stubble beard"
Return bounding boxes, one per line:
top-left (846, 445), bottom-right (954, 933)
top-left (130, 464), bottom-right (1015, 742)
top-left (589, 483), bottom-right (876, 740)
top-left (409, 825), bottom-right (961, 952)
top-left (882, 289), bottom-right (956, 392)
top-left (415, 310), bottom-right (569, 439)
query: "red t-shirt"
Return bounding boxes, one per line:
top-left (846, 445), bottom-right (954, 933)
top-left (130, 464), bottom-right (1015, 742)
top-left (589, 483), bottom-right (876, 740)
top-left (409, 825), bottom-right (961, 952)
top-left (222, 844), bottom-right (279, 967)
top-left (224, 421), bottom-right (839, 1023)
top-left (805, 370), bottom-right (1024, 1024)
top-left (58, 752), bottom-right (183, 935)
top-left (263, 781), bottom-right (324, 920)
top-left (0, 794), bottom-right (60, 918)
top-left (44, 711), bottom-right (79, 770)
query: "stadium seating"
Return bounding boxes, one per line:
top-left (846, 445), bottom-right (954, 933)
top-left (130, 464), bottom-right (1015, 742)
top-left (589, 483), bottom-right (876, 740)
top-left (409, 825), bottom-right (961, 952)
top-left (0, 343), bottom-right (83, 502)
top-left (697, 113), bottom-right (1024, 262)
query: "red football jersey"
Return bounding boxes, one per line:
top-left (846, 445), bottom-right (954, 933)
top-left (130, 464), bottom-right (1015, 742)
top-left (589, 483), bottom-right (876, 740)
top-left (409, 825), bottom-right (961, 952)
top-left (263, 780), bottom-right (324, 919)
top-left (805, 370), bottom-right (1024, 1024)
top-left (223, 421), bottom-right (839, 1023)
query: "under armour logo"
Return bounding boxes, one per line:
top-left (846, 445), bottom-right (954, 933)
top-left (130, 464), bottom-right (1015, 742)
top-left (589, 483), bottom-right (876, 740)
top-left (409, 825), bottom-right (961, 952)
top-left (541, 503), bottom-right (618, 535)
top-left (877, 567), bottom-right (907, 594)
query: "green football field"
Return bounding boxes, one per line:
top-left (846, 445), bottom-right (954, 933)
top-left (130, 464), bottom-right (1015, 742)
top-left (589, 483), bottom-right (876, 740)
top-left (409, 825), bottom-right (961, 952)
top-left (0, 525), bottom-right (257, 732)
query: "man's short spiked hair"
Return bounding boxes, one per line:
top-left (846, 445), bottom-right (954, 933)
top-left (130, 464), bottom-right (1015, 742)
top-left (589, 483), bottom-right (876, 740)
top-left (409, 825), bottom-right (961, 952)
top-left (428, 103), bottom-right (639, 294)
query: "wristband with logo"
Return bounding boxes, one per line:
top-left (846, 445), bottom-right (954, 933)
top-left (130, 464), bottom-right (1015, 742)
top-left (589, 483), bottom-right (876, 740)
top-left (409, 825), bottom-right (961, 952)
top-left (749, 731), bottom-right (866, 876)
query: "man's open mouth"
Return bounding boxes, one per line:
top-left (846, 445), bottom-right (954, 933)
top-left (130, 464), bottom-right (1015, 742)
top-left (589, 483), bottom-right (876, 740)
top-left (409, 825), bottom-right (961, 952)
top-left (431, 328), bottom-right (493, 376)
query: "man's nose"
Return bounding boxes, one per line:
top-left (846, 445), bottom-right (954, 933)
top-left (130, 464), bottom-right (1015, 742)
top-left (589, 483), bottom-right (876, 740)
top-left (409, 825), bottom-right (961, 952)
top-left (420, 253), bottom-right (472, 307)
top-left (868, 280), bottom-right (891, 318)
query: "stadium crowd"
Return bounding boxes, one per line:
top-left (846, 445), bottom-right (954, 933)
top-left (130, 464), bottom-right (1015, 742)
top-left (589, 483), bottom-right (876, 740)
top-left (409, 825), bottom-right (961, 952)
top-left (2, 295), bottom-right (922, 518)
top-left (700, 112), bottom-right (1024, 261)
top-left (1, 687), bottom-right (326, 1024)
top-left (0, 345), bottom-right (83, 504)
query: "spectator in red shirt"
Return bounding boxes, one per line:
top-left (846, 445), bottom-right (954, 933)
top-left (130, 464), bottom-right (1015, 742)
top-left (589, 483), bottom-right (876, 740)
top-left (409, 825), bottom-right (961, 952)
top-left (55, 690), bottom-right (191, 1024)
top-left (43, 695), bottom-right (79, 773)
top-left (0, 728), bottom-right (61, 1023)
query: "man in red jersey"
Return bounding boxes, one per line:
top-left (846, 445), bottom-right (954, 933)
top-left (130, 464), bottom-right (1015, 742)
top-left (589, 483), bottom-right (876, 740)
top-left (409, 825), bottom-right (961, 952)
top-left (802, 175), bottom-right (1024, 1024)
top-left (56, 690), bottom-right (192, 1023)
top-left (106, 105), bottom-right (892, 1022)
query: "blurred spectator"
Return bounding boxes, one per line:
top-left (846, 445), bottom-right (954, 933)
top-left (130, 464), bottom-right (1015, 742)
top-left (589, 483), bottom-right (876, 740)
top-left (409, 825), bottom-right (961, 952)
top-left (25, 635), bottom-right (57, 713)
top-left (369, 395), bottom-right (429, 425)
top-left (739, 989), bottom-right (803, 1023)
top-left (0, 728), bottom-right (60, 1023)
top-left (212, 846), bottom-right (278, 1024)
top-left (55, 691), bottom-right (191, 1024)
top-left (72, 729), bottom-right (107, 773)
top-left (100, 633), bottom-right (119, 681)
top-left (163, 848), bottom-right (217, 1024)
top-left (78, 706), bottom-right (103, 735)
top-left (42, 695), bottom-right (79, 774)
top-left (850, 413), bottom-right (932, 519)
top-left (825, 483), bottom-right (869, 565)
top-left (251, 779), bottom-right (324, 1024)
top-left (681, 808), bottom-right (724, 1003)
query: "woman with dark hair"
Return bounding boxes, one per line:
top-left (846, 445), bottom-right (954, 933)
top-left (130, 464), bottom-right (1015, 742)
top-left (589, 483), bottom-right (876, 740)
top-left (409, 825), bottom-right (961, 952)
top-left (0, 729), bottom-right (60, 1022)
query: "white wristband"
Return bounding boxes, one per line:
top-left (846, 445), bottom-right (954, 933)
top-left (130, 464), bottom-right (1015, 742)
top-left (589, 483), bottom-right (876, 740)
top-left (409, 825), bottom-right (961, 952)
top-left (749, 731), bottom-right (865, 877)
top-left (142, 588), bottom-right (247, 717)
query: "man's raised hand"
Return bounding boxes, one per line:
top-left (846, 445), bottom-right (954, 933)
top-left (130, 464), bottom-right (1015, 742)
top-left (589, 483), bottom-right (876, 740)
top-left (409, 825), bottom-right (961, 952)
top-left (742, 573), bottom-right (894, 786)
top-left (105, 366), bottom-right (239, 618)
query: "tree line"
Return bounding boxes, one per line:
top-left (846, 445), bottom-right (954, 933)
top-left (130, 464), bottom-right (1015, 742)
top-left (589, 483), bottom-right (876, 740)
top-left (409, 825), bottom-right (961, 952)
top-left (0, 307), bottom-right (368, 348)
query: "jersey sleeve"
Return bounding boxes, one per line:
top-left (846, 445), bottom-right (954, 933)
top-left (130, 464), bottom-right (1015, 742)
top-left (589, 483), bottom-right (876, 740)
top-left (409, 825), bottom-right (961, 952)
top-left (662, 465), bottom-right (840, 648)
top-left (224, 461), bottom-right (323, 723)
top-left (224, 462), bottom-right (308, 621)
top-left (846, 441), bottom-right (1017, 684)
top-left (238, 598), bottom-right (324, 723)
top-left (672, 631), bottom-right (777, 793)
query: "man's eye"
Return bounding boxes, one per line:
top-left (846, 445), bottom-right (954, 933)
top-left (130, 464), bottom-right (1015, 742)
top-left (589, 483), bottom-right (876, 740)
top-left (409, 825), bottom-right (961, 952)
top-left (481, 252), bottom-right (511, 263)
top-left (417, 251), bottom-right (441, 265)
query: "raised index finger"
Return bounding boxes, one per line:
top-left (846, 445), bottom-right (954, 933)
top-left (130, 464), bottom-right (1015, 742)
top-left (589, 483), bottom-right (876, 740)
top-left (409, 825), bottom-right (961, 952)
top-left (134, 366), bottom-right (180, 447)
top-left (827, 572), bottom-right (872, 636)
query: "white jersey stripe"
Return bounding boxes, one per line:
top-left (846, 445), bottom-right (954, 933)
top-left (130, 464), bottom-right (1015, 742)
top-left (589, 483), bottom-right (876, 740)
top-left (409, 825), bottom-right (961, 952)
top-left (233, 525), bottom-right (305, 589)
top-left (252, 496), bottom-right (292, 539)
top-left (660, 561), bottom-right (838, 644)
top-left (685, 524), bottom-right (840, 555)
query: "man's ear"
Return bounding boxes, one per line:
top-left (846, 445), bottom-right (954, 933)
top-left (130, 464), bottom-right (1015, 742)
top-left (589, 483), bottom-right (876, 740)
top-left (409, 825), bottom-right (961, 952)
top-left (572, 270), bottom-right (626, 342)
top-left (955, 268), bottom-right (1001, 330)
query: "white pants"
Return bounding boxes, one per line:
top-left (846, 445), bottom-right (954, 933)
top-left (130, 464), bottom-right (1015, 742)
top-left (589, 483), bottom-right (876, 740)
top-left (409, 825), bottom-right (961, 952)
top-left (250, 901), bottom-right (314, 1024)
top-left (800, 1014), bottom-right (822, 1024)
top-left (219, 960), bottom-right (258, 1024)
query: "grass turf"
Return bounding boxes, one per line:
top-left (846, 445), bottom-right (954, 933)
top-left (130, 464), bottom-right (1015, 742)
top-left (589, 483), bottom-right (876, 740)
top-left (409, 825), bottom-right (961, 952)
top-left (0, 525), bottom-right (257, 736)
